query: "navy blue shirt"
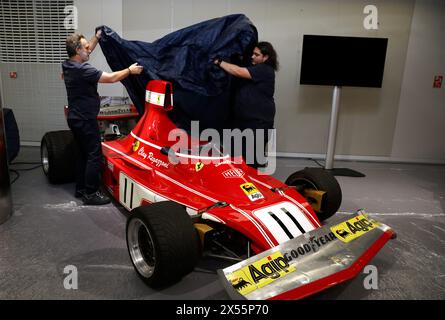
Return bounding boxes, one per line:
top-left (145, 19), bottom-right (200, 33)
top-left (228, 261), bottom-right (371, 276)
top-left (234, 63), bottom-right (275, 125)
top-left (62, 60), bottom-right (103, 120)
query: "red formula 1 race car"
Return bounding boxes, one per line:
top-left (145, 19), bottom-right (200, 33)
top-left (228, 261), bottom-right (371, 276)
top-left (41, 80), bottom-right (396, 300)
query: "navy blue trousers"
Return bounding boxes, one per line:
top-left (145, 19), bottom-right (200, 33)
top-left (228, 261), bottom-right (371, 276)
top-left (67, 119), bottom-right (102, 195)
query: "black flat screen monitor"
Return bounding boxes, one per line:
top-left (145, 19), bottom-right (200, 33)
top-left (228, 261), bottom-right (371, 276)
top-left (300, 35), bottom-right (388, 88)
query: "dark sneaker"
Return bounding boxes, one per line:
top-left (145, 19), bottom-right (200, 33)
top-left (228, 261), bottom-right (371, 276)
top-left (82, 191), bottom-right (111, 205)
top-left (75, 189), bottom-right (86, 198)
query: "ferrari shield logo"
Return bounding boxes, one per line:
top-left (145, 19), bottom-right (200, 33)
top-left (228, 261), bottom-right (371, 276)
top-left (195, 161), bottom-right (204, 172)
top-left (132, 140), bottom-right (140, 152)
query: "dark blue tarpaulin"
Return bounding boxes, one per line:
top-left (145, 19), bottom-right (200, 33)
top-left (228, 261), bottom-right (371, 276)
top-left (98, 14), bottom-right (257, 131)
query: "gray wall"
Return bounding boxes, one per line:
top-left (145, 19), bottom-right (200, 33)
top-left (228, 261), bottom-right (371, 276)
top-left (391, 0), bottom-right (445, 162)
top-left (0, 63), bottom-right (69, 142)
top-left (1, 0), bottom-right (444, 163)
top-left (76, 0), bottom-right (124, 97)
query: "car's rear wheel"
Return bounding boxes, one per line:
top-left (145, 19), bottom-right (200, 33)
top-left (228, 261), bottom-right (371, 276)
top-left (126, 201), bottom-right (200, 287)
top-left (285, 167), bottom-right (342, 221)
top-left (41, 130), bottom-right (77, 184)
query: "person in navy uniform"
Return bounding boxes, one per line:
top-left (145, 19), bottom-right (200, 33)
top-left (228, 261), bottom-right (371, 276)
top-left (214, 42), bottom-right (278, 169)
top-left (62, 30), bottom-right (143, 205)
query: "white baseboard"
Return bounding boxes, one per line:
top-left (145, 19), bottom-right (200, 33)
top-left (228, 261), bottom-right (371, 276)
top-left (274, 152), bottom-right (445, 165)
top-left (21, 141), bottom-right (40, 147)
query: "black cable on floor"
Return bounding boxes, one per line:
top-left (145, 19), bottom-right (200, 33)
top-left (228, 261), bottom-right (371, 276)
top-left (10, 161), bottom-right (41, 165)
top-left (9, 169), bottom-right (20, 184)
top-left (8, 161), bottom-right (42, 184)
top-left (308, 158), bottom-right (325, 168)
top-left (10, 164), bottom-right (42, 171)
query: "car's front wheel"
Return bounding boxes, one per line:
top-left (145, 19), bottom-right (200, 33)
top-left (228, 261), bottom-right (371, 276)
top-left (126, 201), bottom-right (200, 287)
top-left (285, 167), bottom-right (342, 221)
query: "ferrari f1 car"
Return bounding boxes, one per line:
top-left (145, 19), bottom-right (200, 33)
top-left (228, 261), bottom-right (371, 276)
top-left (41, 80), bottom-right (396, 300)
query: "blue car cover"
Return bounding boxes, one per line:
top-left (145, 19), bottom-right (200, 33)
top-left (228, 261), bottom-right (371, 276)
top-left (97, 14), bottom-right (257, 132)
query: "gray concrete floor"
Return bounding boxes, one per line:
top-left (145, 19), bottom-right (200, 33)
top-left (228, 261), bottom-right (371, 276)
top-left (1, 146), bottom-right (444, 300)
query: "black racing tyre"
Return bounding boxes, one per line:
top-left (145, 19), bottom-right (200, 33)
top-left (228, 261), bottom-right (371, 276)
top-left (285, 167), bottom-right (342, 221)
top-left (3, 108), bottom-right (20, 163)
top-left (40, 130), bottom-right (77, 184)
top-left (126, 201), bottom-right (200, 287)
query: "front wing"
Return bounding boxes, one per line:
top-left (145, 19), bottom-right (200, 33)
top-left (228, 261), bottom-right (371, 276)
top-left (218, 213), bottom-right (396, 300)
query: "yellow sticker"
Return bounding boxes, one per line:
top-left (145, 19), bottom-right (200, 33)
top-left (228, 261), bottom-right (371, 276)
top-left (330, 214), bottom-right (379, 243)
top-left (132, 140), bottom-right (140, 152)
top-left (195, 161), bottom-right (204, 172)
top-left (240, 183), bottom-right (259, 195)
top-left (226, 252), bottom-right (296, 296)
top-left (240, 182), bottom-right (264, 201)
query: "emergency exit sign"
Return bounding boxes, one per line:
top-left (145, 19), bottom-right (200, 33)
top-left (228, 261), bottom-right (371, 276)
top-left (433, 75), bottom-right (442, 88)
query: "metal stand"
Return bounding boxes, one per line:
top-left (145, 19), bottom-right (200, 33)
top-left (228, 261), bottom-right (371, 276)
top-left (0, 76), bottom-right (13, 224)
top-left (324, 86), bottom-right (365, 177)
